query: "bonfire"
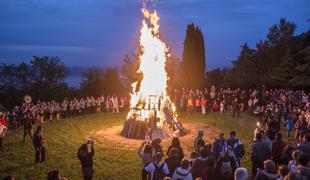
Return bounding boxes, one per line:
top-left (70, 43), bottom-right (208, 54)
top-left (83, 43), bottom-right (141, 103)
top-left (121, 7), bottom-right (185, 140)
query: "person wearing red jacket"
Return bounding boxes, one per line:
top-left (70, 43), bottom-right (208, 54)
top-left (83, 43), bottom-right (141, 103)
top-left (271, 133), bottom-right (286, 167)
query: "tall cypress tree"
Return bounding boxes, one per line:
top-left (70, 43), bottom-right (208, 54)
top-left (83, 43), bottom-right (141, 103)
top-left (181, 23), bottom-right (206, 88)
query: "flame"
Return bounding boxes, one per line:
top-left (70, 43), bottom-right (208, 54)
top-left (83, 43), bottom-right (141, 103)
top-left (126, 8), bottom-right (179, 128)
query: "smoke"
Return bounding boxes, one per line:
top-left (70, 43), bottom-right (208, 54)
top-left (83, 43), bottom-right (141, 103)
top-left (141, 0), bottom-right (156, 10)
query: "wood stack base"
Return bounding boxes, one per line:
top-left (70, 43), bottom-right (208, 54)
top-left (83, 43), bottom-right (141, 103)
top-left (121, 119), bottom-right (147, 139)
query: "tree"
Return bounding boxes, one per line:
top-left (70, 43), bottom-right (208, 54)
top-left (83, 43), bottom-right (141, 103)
top-left (28, 56), bottom-right (70, 101)
top-left (102, 68), bottom-right (124, 94)
top-left (80, 67), bottom-right (104, 96)
top-left (80, 67), bottom-right (125, 96)
top-left (0, 56), bottom-right (71, 108)
top-left (121, 54), bottom-right (140, 93)
top-left (181, 23), bottom-right (206, 89)
top-left (166, 56), bottom-right (181, 92)
top-left (230, 43), bottom-right (257, 88)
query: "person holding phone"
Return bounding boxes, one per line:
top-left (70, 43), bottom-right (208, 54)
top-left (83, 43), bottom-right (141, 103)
top-left (77, 137), bottom-right (95, 180)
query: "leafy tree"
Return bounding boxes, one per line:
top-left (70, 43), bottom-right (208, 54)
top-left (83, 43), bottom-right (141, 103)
top-left (81, 67), bottom-right (125, 96)
top-left (121, 54), bottom-right (140, 93)
top-left (29, 56), bottom-right (70, 101)
top-left (0, 56), bottom-right (71, 108)
top-left (102, 67), bottom-right (124, 94)
top-left (80, 67), bottom-right (104, 96)
top-left (181, 23), bottom-right (206, 88)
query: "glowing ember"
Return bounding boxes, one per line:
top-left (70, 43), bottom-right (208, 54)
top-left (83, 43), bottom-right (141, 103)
top-left (125, 7), bottom-right (182, 133)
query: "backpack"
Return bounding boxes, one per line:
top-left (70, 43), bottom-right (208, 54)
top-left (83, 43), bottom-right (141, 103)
top-left (175, 170), bottom-right (190, 180)
top-left (152, 162), bottom-right (165, 180)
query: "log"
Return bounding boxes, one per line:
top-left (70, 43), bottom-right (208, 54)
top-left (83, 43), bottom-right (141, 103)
top-left (121, 119), bottom-right (147, 139)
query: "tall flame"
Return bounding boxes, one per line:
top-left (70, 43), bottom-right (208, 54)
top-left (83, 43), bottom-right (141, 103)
top-left (126, 7), bottom-right (179, 128)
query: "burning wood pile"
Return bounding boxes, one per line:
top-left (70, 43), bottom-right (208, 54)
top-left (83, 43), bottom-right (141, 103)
top-left (121, 6), bottom-right (185, 140)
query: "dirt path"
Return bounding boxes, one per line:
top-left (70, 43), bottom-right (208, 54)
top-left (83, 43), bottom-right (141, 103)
top-left (92, 122), bottom-right (221, 156)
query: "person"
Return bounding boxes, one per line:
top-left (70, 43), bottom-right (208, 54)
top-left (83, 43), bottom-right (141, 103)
top-left (234, 167), bottom-right (248, 180)
top-left (286, 115), bottom-right (294, 141)
top-left (194, 131), bottom-right (205, 153)
top-left (191, 148), bottom-right (209, 179)
top-left (0, 121), bottom-right (7, 150)
top-left (254, 160), bottom-right (279, 180)
top-left (78, 139), bottom-right (95, 180)
top-left (145, 152), bottom-right (169, 180)
top-left (271, 133), bottom-right (286, 167)
top-left (187, 96), bottom-right (194, 112)
top-left (261, 131), bottom-right (272, 152)
top-left (201, 96), bottom-right (207, 115)
top-left (227, 131), bottom-right (245, 166)
top-left (23, 113), bottom-right (35, 143)
top-left (33, 125), bottom-right (46, 163)
top-left (172, 159), bottom-right (193, 180)
top-left (277, 165), bottom-right (289, 180)
top-left (287, 150), bottom-right (300, 173)
top-left (251, 133), bottom-right (271, 177)
top-left (212, 133), bottom-right (227, 159)
top-left (298, 135), bottom-right (310, 155)
top-left (296, 153), bottom-right (310, 179)
top-left (200, 156), bottom-right (216, 180)
top-left (232, 98), bottom-right (240, 118)
top-left (215, 147), bottom-right (238, 180)
top-left (167, 137), bottom-right (184, 162)
top-left (267, 118), bottom-right (278, 141)
top-left (138, 141), bottom-right (153, 180)
top-left (279, 145), bottom-right (294, 165)
top-left (165, 148), bottom-right (181, 178)
top-left (47, 169), bottom-right (68, 180)
top-left (152, 138), bottom-right (163, 156)
top-left (254, 122), bottom-right (263, 141)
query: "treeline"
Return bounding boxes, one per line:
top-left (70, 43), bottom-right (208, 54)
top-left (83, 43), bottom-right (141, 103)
top-left (1, 18), bottom-right (309, 109)
top-left (205, 18), bottom-right (310, 90)
top-left (0, 57), bottom-right (125, 109)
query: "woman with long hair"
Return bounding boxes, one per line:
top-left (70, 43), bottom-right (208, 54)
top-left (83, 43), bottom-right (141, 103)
top-left (167, 137), bottom-right (184, 162)
top-left (137, 141), bottom-right (153, 180)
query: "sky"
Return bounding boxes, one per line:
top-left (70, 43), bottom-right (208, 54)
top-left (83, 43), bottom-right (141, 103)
top-left (0, 0), bottom-right (309, 70)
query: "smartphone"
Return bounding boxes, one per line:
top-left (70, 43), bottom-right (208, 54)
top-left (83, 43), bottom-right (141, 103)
top-left (224, 146), bottom-right (228, 152)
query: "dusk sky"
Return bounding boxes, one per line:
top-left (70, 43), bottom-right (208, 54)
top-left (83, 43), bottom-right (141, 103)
top-left (0, 0), bottom-right (309, 70)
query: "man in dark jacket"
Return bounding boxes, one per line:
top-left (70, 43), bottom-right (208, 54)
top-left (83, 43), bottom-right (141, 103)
top-left (227, 131), bottom-right (245, 167)
top-left (191, 147), bottom-right (209, 179)
top-left (251, 133), bottom-right (271, 177)
top-left (78, 140), bottom-right (95, 180)
top-left (23, 113), bottom-right (35, 143)
top-left (33, 125), bottom-right (46, 163)
top-left (232, 98), bottom-right (240, 118)
top-left (212, 133), bottom-right (227, 159)
top-left (299, 135), bottom-right (310, 155)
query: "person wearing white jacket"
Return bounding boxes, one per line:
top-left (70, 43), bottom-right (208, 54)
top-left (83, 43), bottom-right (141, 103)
top-left (172, 160), bottom-right (193, 180)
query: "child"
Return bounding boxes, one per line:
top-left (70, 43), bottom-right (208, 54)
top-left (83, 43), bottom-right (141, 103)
top-left (287, 116), bottom-right (294, 141)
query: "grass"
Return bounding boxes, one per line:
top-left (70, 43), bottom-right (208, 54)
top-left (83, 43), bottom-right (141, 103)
top-left (0, 111), bottom-right (261, 179)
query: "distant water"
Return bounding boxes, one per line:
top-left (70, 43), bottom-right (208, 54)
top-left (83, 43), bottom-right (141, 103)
top-left (63, 64), bottom-right (230, 88)
top-left (64, 75), bottom-right (82, 88)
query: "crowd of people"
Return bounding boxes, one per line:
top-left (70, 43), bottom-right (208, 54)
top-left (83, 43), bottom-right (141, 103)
top-left (0, 94), bottom-right (128, 133)
top-left (0, 86), bottom-right (310, 179)
top-left (137, 129), bottom-right (309, 180)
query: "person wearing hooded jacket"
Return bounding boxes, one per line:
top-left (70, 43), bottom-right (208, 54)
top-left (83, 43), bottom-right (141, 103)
top-left (172, 159), bottom-right (193, 180)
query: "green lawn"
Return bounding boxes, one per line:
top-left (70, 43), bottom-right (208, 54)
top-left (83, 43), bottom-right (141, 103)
top-left (0, 111), bottom-right (261, 179)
